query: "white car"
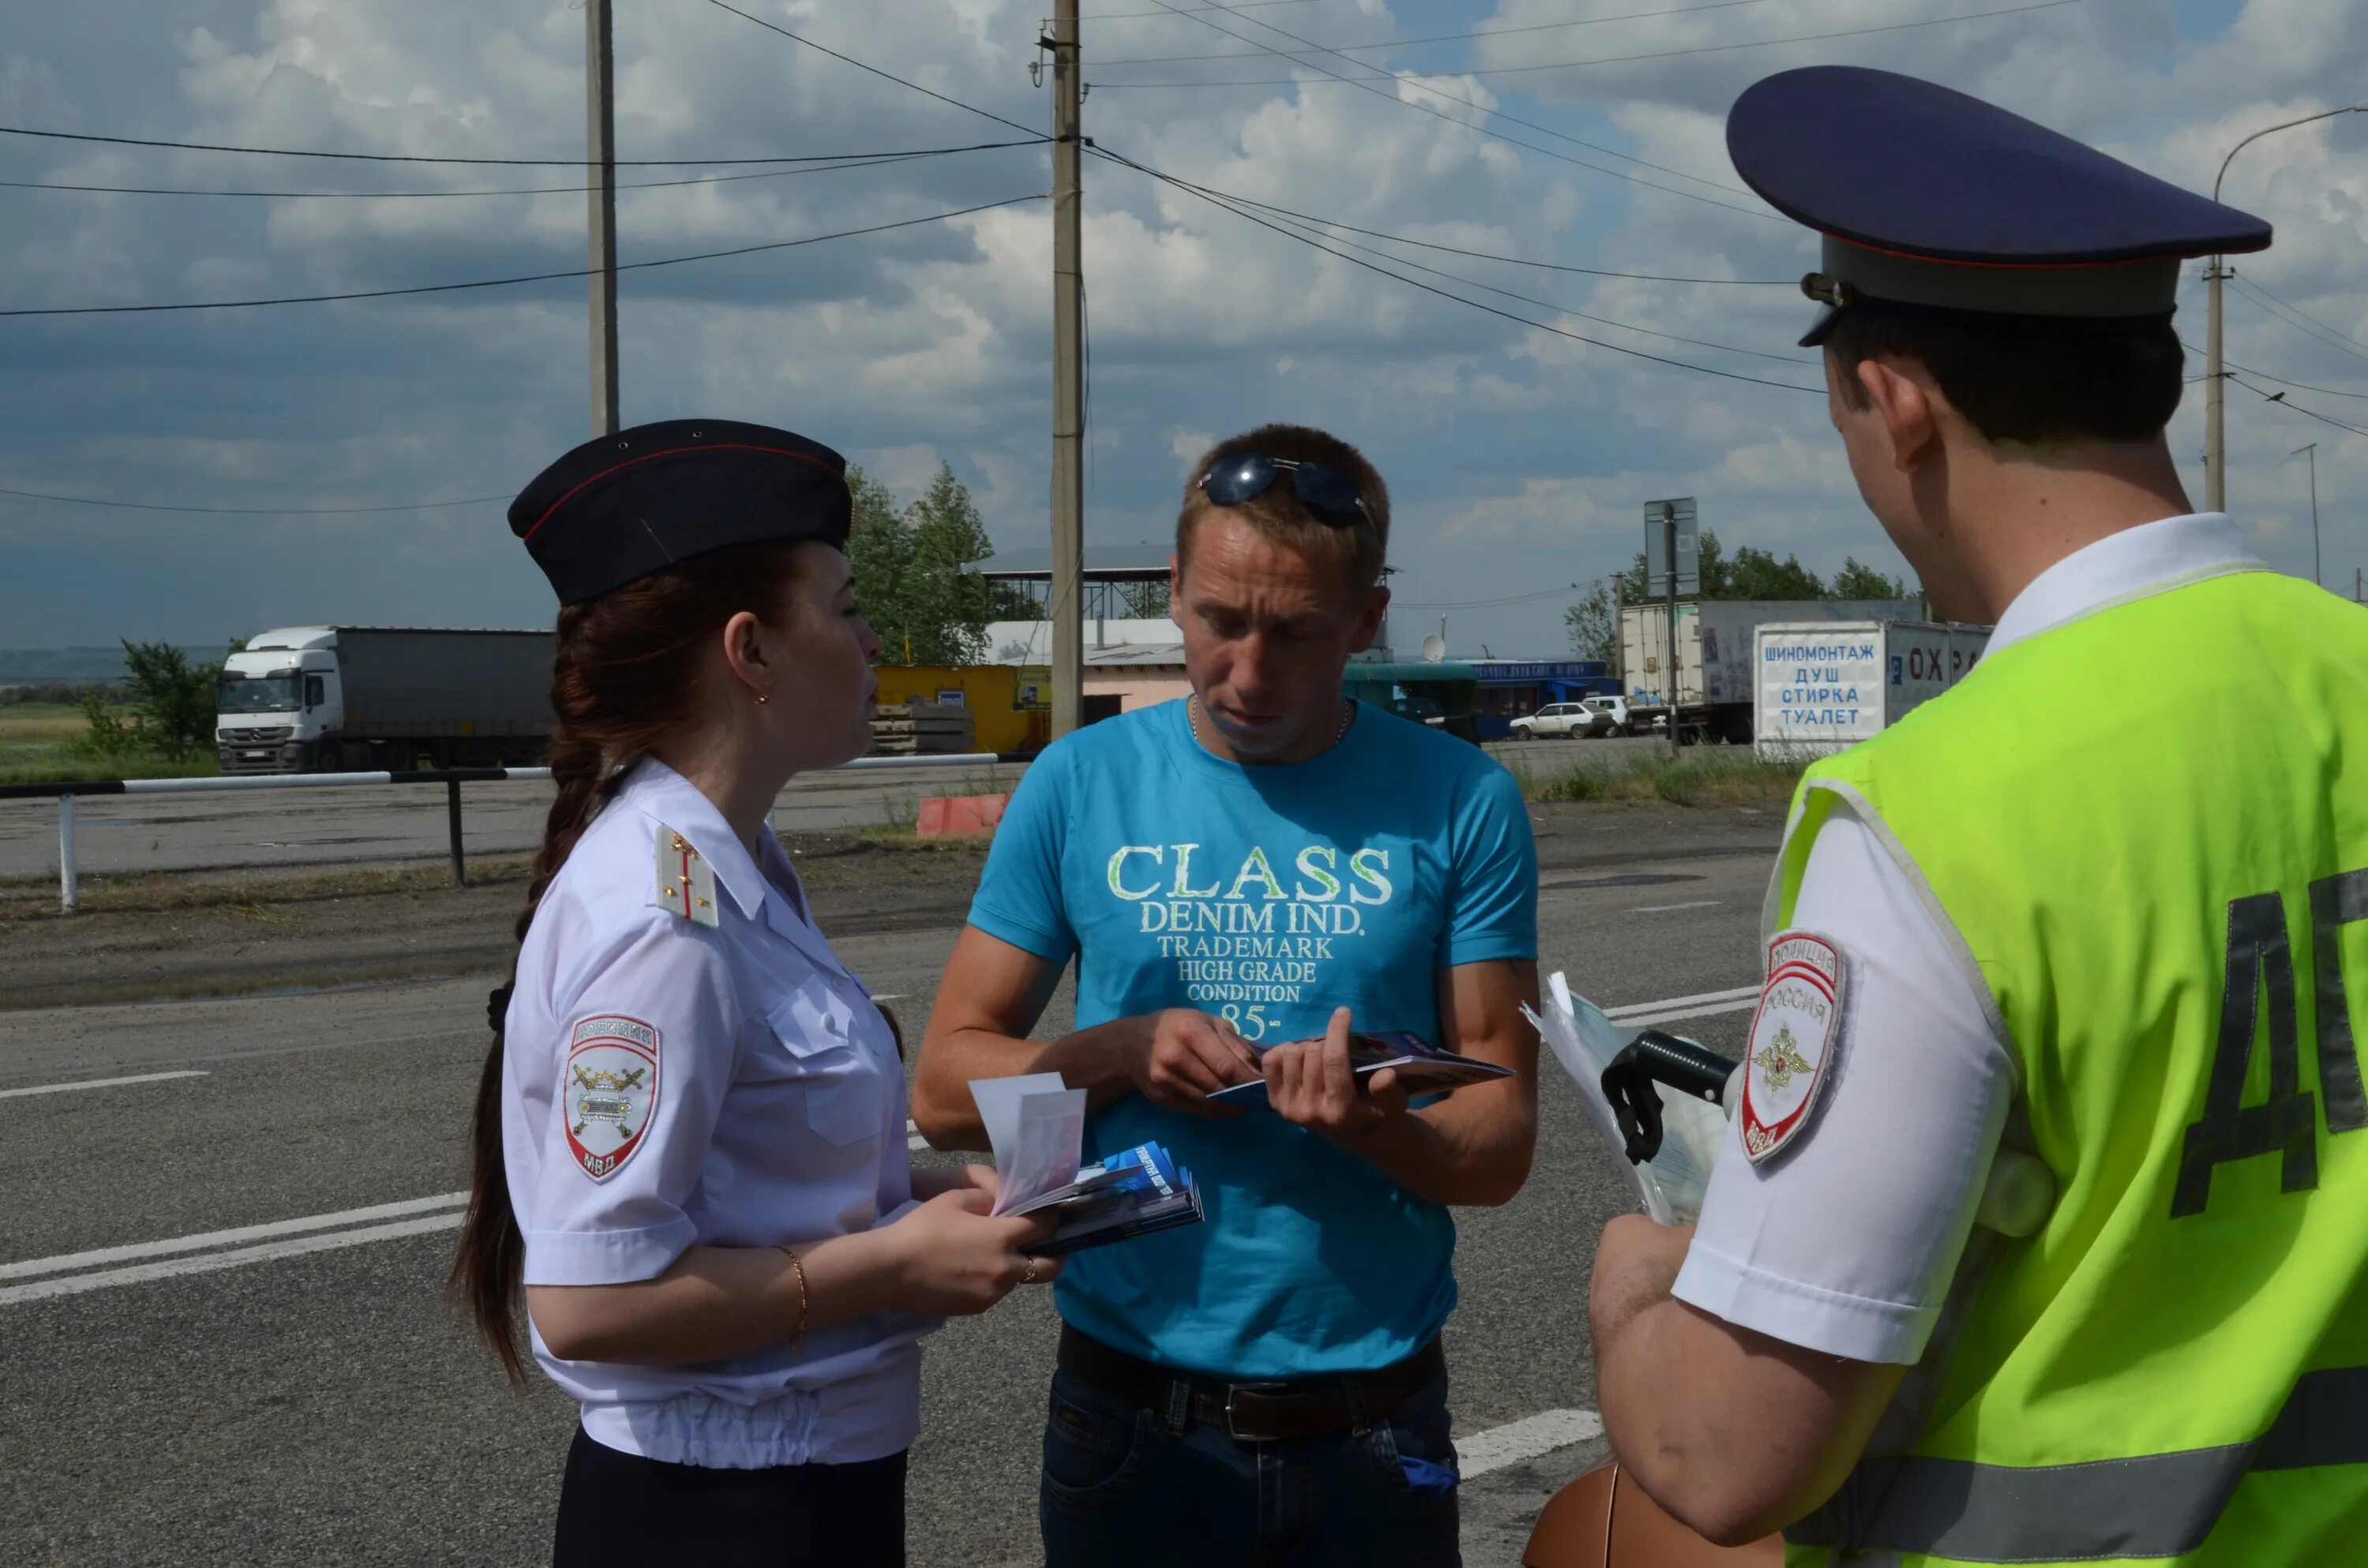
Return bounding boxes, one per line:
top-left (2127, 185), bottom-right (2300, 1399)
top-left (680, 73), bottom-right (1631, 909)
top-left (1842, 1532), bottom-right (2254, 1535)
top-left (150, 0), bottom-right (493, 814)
top-left (1579, 695), bottom-right (1633, 737)
top-left (1510, 702), bottom-right (1598, 739)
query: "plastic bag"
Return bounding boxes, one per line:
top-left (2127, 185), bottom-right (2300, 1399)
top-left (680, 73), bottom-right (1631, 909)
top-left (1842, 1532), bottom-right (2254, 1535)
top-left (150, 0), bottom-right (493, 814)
top-left (1527, 971), bottom-right (1730, 1226)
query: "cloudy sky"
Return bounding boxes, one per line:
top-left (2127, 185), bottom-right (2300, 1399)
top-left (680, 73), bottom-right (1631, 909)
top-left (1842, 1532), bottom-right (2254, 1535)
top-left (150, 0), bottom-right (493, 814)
top-left (2, 0), bottom-right (2362, 656)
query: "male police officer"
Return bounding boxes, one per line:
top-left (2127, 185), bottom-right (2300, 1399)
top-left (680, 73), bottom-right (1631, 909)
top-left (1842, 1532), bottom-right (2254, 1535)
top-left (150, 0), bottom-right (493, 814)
top-left (1587, 66), bottom-right (2368, 1564)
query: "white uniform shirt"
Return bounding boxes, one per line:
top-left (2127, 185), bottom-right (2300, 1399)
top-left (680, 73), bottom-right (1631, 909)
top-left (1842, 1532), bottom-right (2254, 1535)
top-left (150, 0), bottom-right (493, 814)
top-left (503, 759), bottom-right (930, 1468)
top-left (1671, 514), bottom-right (2266, 1364)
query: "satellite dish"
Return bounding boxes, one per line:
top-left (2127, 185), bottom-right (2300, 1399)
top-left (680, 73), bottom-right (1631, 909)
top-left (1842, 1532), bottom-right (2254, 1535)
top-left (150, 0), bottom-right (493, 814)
top-left (1421, 634), bottom-right (1447, 663)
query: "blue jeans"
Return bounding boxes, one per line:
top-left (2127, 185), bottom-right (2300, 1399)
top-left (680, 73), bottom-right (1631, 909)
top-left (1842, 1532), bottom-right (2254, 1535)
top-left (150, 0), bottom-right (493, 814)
top-left (1037, 1364), bottom-right (1463, 1568)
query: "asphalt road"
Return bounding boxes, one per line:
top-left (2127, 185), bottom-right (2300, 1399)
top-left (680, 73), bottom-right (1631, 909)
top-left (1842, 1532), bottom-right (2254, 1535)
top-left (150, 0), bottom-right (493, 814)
top-left (0, 829), bottom-right (1772, 1567)
top-left (0, 737), bottom-right (1656, 885)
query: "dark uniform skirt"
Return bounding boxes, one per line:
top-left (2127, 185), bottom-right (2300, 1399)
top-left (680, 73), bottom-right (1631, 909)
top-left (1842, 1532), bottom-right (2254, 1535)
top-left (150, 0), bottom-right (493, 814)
top-left (554, 1427), bottom-right (908, 1568)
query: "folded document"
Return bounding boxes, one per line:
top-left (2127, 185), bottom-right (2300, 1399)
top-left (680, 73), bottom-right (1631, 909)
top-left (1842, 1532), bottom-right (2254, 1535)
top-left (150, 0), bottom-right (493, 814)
top-left (969, 1072), bottom-right (1204, 1256)
top-left (1205, 1029), bottom-right (1516, 1110)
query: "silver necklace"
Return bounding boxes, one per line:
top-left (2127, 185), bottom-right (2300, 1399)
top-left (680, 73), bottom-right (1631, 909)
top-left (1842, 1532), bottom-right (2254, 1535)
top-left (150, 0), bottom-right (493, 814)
top-left (1188, 693), bottom-right (1353, 751)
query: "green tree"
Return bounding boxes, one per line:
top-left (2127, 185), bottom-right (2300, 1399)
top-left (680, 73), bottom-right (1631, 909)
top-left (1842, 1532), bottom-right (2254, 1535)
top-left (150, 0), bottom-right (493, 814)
top-left (1564, 582), bottom-right (1619, 664)
top-left (121, 639), bottom-right (222, 760)
top-left (1724, 545), bottom-right (1827, 600)
top-left (845, 462), bottom-right (1002, 666)
top-left (1613, 530), bottom-right (1910, 604)
top-left (1829, 557), bottom-right (1911, 600)
top-left (1119, 578), bottom-right (1173, 618)
top-left (73, 640), bottom-right (228, 765)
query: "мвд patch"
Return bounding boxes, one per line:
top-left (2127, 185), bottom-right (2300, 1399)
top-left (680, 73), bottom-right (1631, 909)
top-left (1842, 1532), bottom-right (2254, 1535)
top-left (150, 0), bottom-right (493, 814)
top-left (1740, 932), bottom-right (1848, 1164)
top-left (564, 1014), bottom-right (660, 1181)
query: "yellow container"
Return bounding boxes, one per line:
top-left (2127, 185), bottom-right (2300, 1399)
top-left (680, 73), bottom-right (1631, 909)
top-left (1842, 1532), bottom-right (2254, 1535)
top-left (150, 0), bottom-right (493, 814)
top-left (871, 664), bottom-right (1046, 755)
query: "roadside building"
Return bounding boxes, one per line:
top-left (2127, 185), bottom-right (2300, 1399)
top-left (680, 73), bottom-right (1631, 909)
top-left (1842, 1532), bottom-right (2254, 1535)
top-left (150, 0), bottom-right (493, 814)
top-left (1465, 659), bottom-right (1621, 741)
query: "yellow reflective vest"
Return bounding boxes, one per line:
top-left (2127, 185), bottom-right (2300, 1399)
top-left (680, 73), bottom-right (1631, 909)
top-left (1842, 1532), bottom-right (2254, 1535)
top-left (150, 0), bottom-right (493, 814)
top-left (1773, 566), bottom-right (2368, 1566)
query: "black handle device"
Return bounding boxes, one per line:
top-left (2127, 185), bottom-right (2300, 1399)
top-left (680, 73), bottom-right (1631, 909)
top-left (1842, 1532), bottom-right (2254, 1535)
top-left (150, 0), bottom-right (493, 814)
top-left (1599, 1030), bottom-right (1738, 1166)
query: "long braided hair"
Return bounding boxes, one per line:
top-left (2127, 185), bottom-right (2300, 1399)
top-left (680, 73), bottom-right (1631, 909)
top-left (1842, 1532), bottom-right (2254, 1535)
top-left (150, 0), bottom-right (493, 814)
top-left (451, 541), bottom-right (809, 1381)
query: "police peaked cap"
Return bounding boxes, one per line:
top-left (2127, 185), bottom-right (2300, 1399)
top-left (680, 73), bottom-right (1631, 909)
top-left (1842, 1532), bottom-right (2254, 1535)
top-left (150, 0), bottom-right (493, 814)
top-left (510, 419), bottom-right (852, 605)
top-left (1726, 66), bottom-right (2273, 346)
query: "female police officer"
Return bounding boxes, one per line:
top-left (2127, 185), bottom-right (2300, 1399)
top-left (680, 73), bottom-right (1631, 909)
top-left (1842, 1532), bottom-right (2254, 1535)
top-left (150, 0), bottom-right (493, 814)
top-left (451, 419), bottom-right (1056, 1566)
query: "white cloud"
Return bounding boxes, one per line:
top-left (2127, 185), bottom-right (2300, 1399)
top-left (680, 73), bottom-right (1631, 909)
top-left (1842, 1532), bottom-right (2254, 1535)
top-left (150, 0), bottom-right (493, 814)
top-left (0, 0), bottom-right (2361, 653)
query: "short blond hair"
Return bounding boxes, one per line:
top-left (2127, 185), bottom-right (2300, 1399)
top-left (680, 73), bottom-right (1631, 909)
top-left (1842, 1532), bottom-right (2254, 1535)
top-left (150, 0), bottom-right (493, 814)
top-left (1177, 424), bottom-right (1391, 593)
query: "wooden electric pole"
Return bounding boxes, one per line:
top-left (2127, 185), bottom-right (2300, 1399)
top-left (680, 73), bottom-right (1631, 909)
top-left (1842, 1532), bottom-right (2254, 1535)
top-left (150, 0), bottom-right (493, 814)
top-left (586, 0), bottom-right (620, 437)
top-left (1047, 0), bottom-right (1085, 738)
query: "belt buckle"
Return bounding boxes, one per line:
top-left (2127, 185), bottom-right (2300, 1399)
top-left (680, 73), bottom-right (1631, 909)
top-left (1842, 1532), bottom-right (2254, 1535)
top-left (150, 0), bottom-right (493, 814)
top-left (1223, 1380), bottom-right (1293, 1443)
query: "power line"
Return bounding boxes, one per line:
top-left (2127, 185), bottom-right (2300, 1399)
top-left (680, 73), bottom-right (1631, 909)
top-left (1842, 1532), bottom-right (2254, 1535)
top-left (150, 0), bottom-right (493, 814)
top-left (1136, 162), bottom-right (1807, 361)
top-left (693, 0), bottom-right (1040, 138)
top-left (1098, 0), bottom-right (1794, 63)
top-left (1097, 146), bottom-right (1819, 393)
top-left (2231, 276), bottom-right (2368, 363)
top-left (2179, 337), bottom-right (2368, 401)
top-left (1120, 0), bottom-right (1759, 204)
top-left (1092, 0), bottom-right (2089, 86)
top-left (0, 193), bottom-right (1045, 317)
top-left (1118, 0), bottom-right (1778, 220)
top-left (1394, 582), bottom-right (1585, 608)
top-left (0, 140), bottom-right (1046, 199)
top-left (1138, 171), bottom-right (1795, 284)
top-left (0, 122), bottom-right (1010, 167)
top-left (1085, 0), bottom-right (1325, 16)
top-left (0, 484), bottom-right (508, 515)
top-left (2227, 375), bottom-right (2368, 440)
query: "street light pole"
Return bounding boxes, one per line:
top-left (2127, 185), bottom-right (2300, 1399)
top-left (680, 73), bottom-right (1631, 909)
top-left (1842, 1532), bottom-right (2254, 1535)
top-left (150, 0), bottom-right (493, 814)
top-left (2289, 443), bottom-right (2320, 586)
top-left (2206, 103), bottom-right (2365, 513)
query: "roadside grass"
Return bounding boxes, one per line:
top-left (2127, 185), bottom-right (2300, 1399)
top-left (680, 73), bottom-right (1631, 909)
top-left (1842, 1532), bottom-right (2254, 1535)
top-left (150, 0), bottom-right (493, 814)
top-left (0, 857), bottom-right (536, 921)
top-left (0, 706), bottom-right (221, 785)
top-left (1506, 748), bottom-right (1806, 808)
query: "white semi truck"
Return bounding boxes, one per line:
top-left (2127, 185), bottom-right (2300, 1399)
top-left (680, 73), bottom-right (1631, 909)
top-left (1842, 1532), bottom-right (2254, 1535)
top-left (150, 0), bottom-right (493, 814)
top-left (215, 626), bottom-right (555, 775)
top-left (1618, 598), bottom-right (1924, 743)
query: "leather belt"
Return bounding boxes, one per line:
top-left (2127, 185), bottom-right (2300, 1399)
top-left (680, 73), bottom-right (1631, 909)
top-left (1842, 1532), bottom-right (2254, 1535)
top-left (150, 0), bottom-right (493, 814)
top-left (1056, 1323), bottom-right (1445, 1443)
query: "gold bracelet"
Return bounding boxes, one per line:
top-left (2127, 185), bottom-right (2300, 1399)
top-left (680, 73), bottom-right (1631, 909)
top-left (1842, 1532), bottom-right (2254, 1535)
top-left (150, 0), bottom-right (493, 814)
top-left (775, 1244), bottom-right (809, 1354)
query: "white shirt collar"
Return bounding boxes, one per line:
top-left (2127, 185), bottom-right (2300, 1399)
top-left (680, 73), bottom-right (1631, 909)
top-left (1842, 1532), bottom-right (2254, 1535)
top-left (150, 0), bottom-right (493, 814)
top-left (1984, 512), bottom-right (2266, 658)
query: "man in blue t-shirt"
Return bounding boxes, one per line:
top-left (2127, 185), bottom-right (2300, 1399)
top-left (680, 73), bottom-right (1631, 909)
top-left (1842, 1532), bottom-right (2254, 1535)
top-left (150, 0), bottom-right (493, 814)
top-left (912, 424), bottom-right (1540, 1568)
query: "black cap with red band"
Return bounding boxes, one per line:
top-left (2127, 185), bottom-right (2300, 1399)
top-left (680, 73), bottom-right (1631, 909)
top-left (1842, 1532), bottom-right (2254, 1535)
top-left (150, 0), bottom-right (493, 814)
top-left (508, 418), bottom-right (852, 605)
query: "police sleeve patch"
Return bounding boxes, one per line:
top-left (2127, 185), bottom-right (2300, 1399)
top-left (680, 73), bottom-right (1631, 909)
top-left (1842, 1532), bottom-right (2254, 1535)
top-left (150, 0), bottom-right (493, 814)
top-left (564, 1015), bottom-right (661, 1180)
top-left (1740, 931), bottom-right (1848, 1164)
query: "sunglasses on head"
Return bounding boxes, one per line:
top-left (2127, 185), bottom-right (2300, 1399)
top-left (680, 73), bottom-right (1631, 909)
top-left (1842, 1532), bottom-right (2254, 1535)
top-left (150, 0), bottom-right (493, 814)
top-left (1201, 453), bottom-right (1369, 529)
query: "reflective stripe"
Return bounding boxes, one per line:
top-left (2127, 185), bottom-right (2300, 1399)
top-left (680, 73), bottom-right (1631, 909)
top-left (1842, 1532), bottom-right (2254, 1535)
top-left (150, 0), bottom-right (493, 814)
top-left (1786, 1366), bottom-right (2368, 1562)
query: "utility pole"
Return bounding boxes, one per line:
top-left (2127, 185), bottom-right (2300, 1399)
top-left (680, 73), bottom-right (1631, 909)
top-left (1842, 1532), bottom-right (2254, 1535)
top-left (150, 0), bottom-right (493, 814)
top-left (2290, 443), bottom-right (2320, 586)
top-left (1047, 0), bottom-right (1085, 738)
top-left (586, 0), bottom-right (620, 438)
top-left (2205, 253), bottom-right (2224, 513)
top-left (1663, 507), bottom-right (1680, 755)
top-left (2207, 103), bottom-right (2366, 514)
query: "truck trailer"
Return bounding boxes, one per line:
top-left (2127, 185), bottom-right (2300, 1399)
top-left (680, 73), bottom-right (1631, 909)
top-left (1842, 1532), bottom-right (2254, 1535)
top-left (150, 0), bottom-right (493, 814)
top-left (215, 626), bottom-right (555, 775)
top-left (1618, 598), bottom-right (1923, 743)
top-left (1752, 619), bottom-right (1992, 760)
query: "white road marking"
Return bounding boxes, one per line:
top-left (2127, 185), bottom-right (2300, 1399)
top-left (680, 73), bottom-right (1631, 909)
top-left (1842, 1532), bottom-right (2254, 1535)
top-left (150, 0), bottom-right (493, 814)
top-left (1602, 985), bottom-right (1757, 1019)
top-left (0, 1215), bottom-right (463, 1307)
top-left (1609, 998), bottom-right (1761, 1028)
top-left (1459, 1408), bottom-right (1606, 1477)
top-left (1631, 899), bottom-right (1721, 914)
top-left (0, 1192), bottom-right (469, 1282)
top-left (0, 983), bottom-right (1762, 1306)
top-left (0, 1069), bottom-right (209, 1100)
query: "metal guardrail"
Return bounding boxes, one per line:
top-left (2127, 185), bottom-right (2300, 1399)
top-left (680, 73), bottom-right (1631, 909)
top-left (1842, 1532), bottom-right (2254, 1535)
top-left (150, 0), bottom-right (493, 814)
top-left (10, 754), bottom-right (1002, 913)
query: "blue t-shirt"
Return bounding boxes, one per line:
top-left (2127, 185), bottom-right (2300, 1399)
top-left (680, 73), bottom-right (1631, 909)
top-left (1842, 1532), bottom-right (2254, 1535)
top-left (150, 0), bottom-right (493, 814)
top-left (966, 698), bottom-right (1538, 1377)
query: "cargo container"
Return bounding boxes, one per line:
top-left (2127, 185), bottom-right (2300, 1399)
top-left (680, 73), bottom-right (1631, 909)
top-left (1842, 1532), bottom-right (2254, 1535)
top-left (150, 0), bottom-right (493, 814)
top-left (215, 626), bottom-right (553, 774)
top-left (1619, 599), bottom-right (1923, 743)
top-left (1752, 619), bottom-right (1992, 759)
